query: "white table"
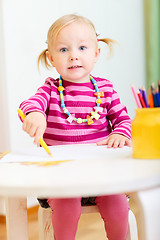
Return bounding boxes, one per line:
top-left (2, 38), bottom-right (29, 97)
top-left (0, 144), bottom-right (160, 240)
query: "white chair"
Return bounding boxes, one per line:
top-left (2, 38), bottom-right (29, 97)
top-left (38, 203), bottom-right (138, 240)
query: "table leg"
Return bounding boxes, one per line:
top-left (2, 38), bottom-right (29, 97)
top-left (129, 187), bottom-right (160, 240)
top-left (5, 197), bottom-right (29, 240)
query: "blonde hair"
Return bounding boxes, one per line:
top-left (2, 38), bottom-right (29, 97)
top-left (38, 14), bottom-right (117, 69)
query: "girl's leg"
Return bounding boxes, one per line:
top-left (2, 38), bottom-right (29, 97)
top-left (95, 194), bottom-right (129, 240)
top-left (47, 197), bottom-right (81, 240)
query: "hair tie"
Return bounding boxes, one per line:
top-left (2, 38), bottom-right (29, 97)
top-left (97, 39), bottom-right (100, 42)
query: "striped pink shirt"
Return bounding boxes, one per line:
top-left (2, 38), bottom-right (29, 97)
top-left (20, 76), bottom-right (131, 145)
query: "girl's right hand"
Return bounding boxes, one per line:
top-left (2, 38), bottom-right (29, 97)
top-left (22, 111), bottom-right (46, 144)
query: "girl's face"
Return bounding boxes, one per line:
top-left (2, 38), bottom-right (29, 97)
top-left (46, 22), bottom-right (100, 83)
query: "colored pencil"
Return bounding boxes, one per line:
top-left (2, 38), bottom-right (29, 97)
top-left (158, 80), bottom-right (160, 96)
top-left (148, 89), bottom-right (154, 108)
top-left (141, 87), bottom-right (149, 108)
top-left (156, 88), bottom-right (160, 107)
top-left (137, 90), bottom-right (146, 108)
top-left (152, 89), bottom-right (158, 107)
top-left (139, 88), bottom-right (143, 96)
top-left (151, 82), bottom-right (155, 94)
top-left (131, 85), bottom-right (142, 108)
top-left (132, 82), bottom-right (160, 108)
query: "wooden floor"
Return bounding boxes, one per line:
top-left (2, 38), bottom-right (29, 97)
top-left (0, 205), bottom-right (107, 240)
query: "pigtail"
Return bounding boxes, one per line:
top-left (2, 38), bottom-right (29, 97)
top-left (98, 38), bottom-right (118, 57)
top-left (37, 49), bottom-right (52, 70)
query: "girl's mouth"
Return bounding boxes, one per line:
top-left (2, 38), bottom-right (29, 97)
top-left (68, 65), bottom-right (82, 69)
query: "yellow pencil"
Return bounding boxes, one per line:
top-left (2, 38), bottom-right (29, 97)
top-left (17, 108), bottom-right (53, 157)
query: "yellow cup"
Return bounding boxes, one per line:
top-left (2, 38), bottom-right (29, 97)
top-left (132, 108), bottom-right (160, 159)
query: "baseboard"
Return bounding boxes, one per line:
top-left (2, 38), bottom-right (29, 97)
top-left (0, 204), bottom-right (39, 224)
top-left (0, 215), bottom-right (6, 223)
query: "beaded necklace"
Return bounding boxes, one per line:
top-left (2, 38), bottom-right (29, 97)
top-left (58, 75), bottom-right (104, 125)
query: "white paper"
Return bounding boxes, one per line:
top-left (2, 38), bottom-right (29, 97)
top-left (0, 144), bottom-right (132, 163)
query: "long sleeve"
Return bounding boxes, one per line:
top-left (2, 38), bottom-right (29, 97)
top-left (106, 89), bottom-right (131, 139)
top-left (19, 78), bottom-right (52, 118)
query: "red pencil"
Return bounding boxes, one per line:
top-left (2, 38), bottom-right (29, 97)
top-left (137, 90), bottom-right (146, 108)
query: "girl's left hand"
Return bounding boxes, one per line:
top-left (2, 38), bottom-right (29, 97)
top-left (96, 133), bottom-right (132, 148)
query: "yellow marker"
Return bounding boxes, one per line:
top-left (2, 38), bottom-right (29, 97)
top-left (17, 109), bottom-right (53, 157)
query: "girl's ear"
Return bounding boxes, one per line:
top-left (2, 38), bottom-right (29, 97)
top-left (95, 47), bottom-right (100, 62)
top-left (46, 51), bottom-right (55, 67)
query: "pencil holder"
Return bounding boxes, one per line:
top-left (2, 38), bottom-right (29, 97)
top-left (132, 108), bottom-right (160, 159)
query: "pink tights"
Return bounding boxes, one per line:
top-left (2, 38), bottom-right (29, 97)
top-left (47, 194), bottom-right (129, 240)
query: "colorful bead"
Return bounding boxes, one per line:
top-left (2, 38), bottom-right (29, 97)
top-left (91, 112), bottom-right (100, 120)
top-left (100, 92), bottom-right (104, 97)
top-left (58, 86), bottom-right (64, 91)
top-left (96, 99), bottom-right (101, 104)
top-left (59, 75), bottom-right (102, 125)
top-left (61, 100), bottom-right (65, 108)
top-left (67, 115), bottom-right (74, 123)
top-left (91, 79), bottom-right (96, 84)
top-left (95, 86), bottom-right (99, 92)
top-left (94, 92), bottom-right (104, 97)
top-left (63, 108), bottom-right (69, 114)
top-left (59, 79), bottom-right (62, 84)
top-left (66, 111), bottom-right (70, 116)
top-left (77, 118), bottom-right (83, 124)
top-left (87, 115), bottom-right (94, 125)
top-left (93, 106), bottom-right (103, 113)
top-left (60, 93), bottom-right (63, 100)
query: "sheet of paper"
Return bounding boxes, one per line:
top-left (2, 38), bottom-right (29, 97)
top-left (0, 144), bottom-right (131, 163)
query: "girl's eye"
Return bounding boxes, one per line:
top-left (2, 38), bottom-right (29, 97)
top-left (60, 48), bottom-right (68, 52)
top-left (79, 46), bottom-right (87, 51)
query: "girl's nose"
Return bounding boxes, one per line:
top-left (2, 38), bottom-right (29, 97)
top-left (69, 51), bottom-right (79, 61)
top-left (69, 56), bottom-right (78, 61)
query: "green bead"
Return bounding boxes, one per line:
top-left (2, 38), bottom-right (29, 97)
top-left (60, 93), bottom-right (63, 100)
top-left (77, 118), bottom-right (83, 124)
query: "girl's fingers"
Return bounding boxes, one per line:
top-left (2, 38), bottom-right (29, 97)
top-left (96, 139), bottom-right (109, 146)
top-left (125, 139), bottom-right (132, 147)
top-left (97, 134), bottom-right (132, 148)
top-left (33, 127), bottom-right (45, 144)
top-left (107, 138), bottom-right (115, 148)
top-left (112, 139), bottom-right (121, 148)
top-left (23, 120), bottom-right (37, 137)
top-left (118, 139), bottom-right (125, 148)
top-left (22, 119), bottom-right (31, 132)
top-left (21, 112), bottom-right (47, 145)
top-left (28, 126), bottom-right (37, 138)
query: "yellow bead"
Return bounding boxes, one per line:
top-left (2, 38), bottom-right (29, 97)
top-left (58, 86), bottom-right (64, 91)
top-left (91, 112), bottom-right (100, 120)
top-left (77, 118), bottom-right (83, 124)
top-left (96, 99), bottom-right (101, 104)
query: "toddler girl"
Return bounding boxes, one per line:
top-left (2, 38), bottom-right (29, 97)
top-left (19, 14), bottom-right (132, 240)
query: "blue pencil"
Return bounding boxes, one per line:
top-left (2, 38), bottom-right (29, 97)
top-left (156, 89), bottom-right (160, 107)
top-left (152, 89), bottom-right (158, 107)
